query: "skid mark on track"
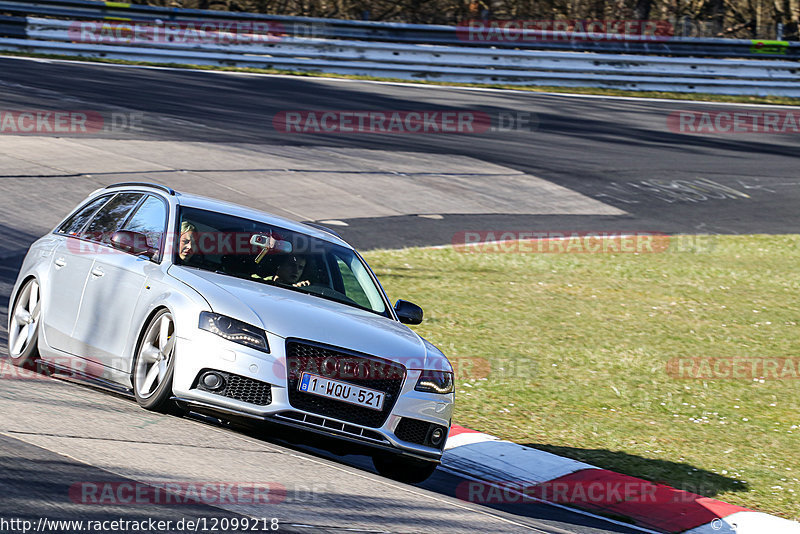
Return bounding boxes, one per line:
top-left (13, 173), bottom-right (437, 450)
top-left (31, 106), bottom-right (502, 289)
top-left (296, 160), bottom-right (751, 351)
top-left (596, 178), bottom-right (751, 204)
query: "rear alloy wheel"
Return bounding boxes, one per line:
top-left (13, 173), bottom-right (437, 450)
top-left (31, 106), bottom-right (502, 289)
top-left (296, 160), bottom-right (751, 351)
top-left (133, 310), bottom-right (177, 412)
top-left (8, 279), bottom-right (42, 368)
top-left (372, 453), bottom-right (438, 484)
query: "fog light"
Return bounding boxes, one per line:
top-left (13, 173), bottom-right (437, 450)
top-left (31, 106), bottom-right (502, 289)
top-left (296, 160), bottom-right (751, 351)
top-left (201, 372), bottom-right (225, 391)
top-left (430, 427), bottom-right (445, 446)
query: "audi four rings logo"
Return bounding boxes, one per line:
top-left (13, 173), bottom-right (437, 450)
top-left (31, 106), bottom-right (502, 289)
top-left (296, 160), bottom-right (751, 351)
top-left (288, 356), bottom-right (405, 381)
top-left (319, 358), bottom-right (380, 379)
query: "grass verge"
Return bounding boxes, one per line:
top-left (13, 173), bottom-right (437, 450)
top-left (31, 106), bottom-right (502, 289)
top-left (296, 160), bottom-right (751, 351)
top-left (364, 234), bottom-right (799, 520)
top-left (2, 50), bottom-right (800, 106)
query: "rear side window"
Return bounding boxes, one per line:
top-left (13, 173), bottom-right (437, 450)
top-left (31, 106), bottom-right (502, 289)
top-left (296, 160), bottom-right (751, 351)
top-left (81, 192), bottom-right (143, 244)
top-left (57, 195), bottom-right (112, 236)
top-left (122, 195), bottom-right (168, 255)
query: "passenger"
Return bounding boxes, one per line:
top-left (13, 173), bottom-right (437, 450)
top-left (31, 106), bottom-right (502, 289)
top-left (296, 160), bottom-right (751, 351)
top-left (271, 254), bottom-right (310, 287)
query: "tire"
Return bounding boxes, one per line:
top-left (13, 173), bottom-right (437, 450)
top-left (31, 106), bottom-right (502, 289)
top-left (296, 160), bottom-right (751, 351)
top-left (132, 309), bottom-right (177, 412)
top-left (7, 279), bottom-right (42, 369)
top-left (372, 453), bottom-right (438, 484)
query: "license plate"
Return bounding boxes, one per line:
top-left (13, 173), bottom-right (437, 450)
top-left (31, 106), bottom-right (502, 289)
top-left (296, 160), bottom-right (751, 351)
top-left (298, 372), bottom-right (385, 411)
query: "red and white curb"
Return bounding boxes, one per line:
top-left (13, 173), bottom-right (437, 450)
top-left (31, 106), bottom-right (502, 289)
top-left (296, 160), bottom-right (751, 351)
top-left (443, 425), bottom-right (800, 534)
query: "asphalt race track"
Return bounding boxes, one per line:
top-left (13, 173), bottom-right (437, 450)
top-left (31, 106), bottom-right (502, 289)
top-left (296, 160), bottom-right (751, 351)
top-left (0, 56), bottom-right (798, 251)
top-left (0, 55), bottom-right (797, 533)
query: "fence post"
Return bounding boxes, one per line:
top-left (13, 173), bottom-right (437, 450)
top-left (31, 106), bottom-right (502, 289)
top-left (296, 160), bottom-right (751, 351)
top-left (682, 16), bottom-right (692, 37)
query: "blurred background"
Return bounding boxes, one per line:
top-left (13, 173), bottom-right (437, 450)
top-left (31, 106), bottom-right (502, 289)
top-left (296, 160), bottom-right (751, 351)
top-left (138, 0), bottom-right (800, 41)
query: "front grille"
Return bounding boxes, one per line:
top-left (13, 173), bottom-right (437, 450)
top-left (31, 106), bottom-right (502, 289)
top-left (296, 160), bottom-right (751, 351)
top-left (193, 369), bottom-right (272, 406)
top-left (395, 418), bottom-right (448, 449)
top-left (285, 339), bottom-right (406, 427)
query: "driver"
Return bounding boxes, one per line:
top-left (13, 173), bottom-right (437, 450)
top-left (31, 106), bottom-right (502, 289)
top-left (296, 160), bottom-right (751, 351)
top-left (177, 221), bottom-right (214, 270)
top-left (178, 221), bottom-right (198, 262)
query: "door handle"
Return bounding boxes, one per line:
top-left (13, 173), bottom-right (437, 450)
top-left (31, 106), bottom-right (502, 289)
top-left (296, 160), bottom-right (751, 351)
top-left (54, 257), bottom-right (66, 268)
top-left (91, 267), bottom-right (105, 278)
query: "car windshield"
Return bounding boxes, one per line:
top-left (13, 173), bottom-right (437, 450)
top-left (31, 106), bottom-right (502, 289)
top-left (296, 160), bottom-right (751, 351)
top-left (175, 207), bottom-right (388, 316)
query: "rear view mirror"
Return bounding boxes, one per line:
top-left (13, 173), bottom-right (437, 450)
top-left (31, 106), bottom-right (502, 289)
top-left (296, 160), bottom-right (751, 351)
top-left (395, 299), bottom-right (423, 325)
top-left (111, 230), bottom-right (154, 258)
top-left (251, 234), bottom-right (292, 262)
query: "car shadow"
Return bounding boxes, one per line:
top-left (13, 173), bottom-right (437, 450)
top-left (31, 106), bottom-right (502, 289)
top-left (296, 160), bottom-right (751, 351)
top-left (201, 416), bottom-right (651, 532)
top-left (0, 253), bottom-right (28, 352)
top-left (524, 442), bottom-right (747, 498)
top-left (0, 355), bottom-right (725, 534)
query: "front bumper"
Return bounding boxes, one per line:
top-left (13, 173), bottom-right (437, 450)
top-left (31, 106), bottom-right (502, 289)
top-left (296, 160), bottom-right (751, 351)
top-left (171, 331), bottom-right (454, 460)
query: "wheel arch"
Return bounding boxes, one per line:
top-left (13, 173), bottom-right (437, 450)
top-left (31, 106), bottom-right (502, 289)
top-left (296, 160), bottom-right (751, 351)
top-left (129, 305), bottom-right (172, 376)
top-left (8, 274), bottom-right (38, 332)
top-left (124, 278), bottom-right (208, 378)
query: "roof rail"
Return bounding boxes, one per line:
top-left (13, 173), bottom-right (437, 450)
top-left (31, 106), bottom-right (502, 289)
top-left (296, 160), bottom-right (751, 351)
top-left (304, 222), bottom-right (344, 240)
top-left (105, 182), bottom-right (176, 196)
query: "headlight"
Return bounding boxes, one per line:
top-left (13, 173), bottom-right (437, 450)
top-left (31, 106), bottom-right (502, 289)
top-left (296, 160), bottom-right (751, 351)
top-left (199, 312), bottom-right (269, 353)
top-left (415, 370), bottom-right (454, 394)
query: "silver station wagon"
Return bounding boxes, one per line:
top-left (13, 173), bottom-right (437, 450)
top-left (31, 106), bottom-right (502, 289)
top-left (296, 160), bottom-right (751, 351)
top-left (7, 182), bottom-right (454, 482)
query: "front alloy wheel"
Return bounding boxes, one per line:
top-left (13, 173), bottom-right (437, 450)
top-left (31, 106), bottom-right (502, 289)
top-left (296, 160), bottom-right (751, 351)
top-left (8, 279), bottom-right (41, 367)
top-left (133, 310), bottom-right (177, 412)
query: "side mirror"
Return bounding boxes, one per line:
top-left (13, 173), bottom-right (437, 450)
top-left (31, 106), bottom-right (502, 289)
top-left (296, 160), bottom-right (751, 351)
top-left (111, 230), bottom-right (154, 258)
top-left (395, 299), bottom-right (423, 325)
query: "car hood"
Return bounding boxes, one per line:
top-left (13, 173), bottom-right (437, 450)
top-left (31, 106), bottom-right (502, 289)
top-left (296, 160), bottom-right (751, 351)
top-left (169, 266), bottom-right (450, 371)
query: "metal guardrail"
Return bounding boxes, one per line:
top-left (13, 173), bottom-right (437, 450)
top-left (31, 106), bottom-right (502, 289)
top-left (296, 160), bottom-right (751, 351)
top-left (0, 13), bottom-right (25, 37)
top-left (0, 13), bottom-right (798, 96)
top-left (0, 0), bottom-right (799, 58)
